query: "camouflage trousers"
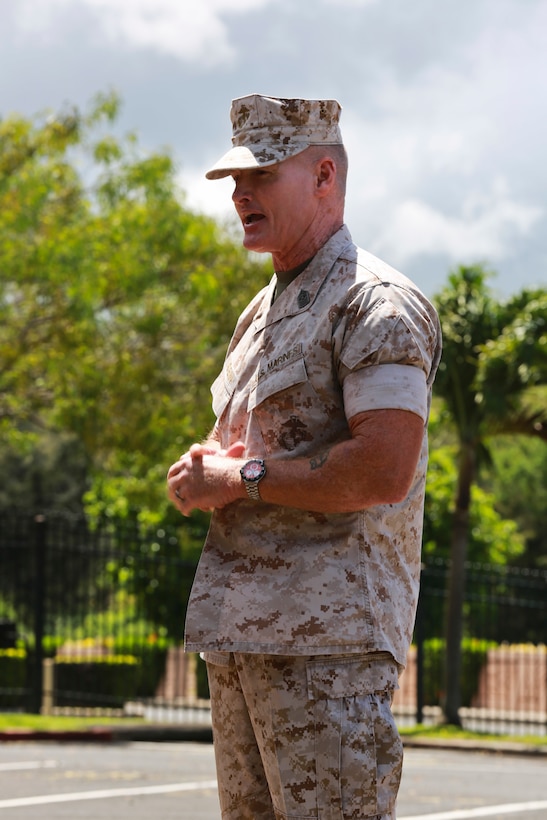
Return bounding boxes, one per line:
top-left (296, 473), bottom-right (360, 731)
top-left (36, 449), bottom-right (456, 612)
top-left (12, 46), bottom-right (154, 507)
top-left (205, 651), bottom-right (403, 820)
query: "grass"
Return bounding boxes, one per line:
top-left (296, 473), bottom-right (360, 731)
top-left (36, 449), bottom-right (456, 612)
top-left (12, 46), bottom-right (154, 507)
top-left (399, 723), bottom-right (547, 747)
top-left (0, 713), bottom-right (145, 731)
top-left (0, 713), bottom-right (545, 747)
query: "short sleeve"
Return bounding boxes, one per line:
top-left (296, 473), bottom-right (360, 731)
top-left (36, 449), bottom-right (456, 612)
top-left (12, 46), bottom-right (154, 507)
top-left (343, 363), bottom-right (428, 421)
top-left (335, 288), bottom-right (440, 423)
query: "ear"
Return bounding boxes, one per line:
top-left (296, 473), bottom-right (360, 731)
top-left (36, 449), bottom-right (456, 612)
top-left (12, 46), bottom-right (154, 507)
top-left (315, 157), bottom-right (337, 197)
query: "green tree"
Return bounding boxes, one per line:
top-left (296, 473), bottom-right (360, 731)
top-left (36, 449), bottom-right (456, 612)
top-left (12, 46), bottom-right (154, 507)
top-left (0, 92), bottom-right (269, 524)
top-left (486, 433), bottom-right (547, 569)
top-left (433, 265), bottom-right (547, 724)
top-left (0, 93), bottom-right (269, 637)
top-left (423, 440), bottom-right (524, 569)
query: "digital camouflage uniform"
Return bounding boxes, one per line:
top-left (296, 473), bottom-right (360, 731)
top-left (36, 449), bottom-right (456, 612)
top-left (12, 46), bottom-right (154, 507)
top-left (185, 225), bottom-right (441, 819)
top-left (186, 95), bottom-right (442, 819)
top-left (185, 225), bottom-right (441, 662)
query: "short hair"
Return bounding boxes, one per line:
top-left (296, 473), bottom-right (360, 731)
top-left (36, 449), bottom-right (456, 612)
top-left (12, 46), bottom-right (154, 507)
top-left (307, 144), bottom-right (348, 198)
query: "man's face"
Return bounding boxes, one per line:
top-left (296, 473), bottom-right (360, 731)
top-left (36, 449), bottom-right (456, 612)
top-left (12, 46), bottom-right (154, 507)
top-left (230, 151), bottom-right (320, 269)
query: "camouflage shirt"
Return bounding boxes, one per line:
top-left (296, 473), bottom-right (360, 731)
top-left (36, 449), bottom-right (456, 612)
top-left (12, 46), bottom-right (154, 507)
top-left (184, 225), bottom-right (442, 667)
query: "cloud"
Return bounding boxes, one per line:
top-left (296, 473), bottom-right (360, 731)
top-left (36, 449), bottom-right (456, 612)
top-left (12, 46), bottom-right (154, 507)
top-left (13, 0), bottom-right (270, 65)
top-left (371, 183), bottom-right (543, 266)
top-left (6, 0), bottom-right (544, 296)
top-left (320, 0), bottom-right (378, 5)
top-left (179, 168), bottom-right (234, 221)
top-left (336, 3), bottom-right (547, 275)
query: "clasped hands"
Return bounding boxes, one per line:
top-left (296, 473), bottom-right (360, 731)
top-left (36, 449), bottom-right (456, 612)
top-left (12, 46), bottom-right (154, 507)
top-left (167, 440), bottom-right (246, 516)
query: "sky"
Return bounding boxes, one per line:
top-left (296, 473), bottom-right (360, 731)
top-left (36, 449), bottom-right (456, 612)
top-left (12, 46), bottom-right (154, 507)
top-left (1, 0), bottom-right (546, 298)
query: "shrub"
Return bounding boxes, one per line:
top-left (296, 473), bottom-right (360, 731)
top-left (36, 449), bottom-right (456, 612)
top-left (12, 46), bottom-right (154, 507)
top-left (0, 648), bottom-right (27, 708)
top-left (421, 637), bottom-right (495, 706)
top-left (54, 655), bottom-right (140, 708)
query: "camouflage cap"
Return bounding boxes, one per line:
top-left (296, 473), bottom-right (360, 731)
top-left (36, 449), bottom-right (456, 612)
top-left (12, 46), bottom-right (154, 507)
top-left (205, 94), bottom-right (343, 180)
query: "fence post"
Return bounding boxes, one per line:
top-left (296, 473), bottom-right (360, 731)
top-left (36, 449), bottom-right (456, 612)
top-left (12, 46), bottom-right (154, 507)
top-left (30, 514), bottom-right (47, 714)
top-left (415, 564), bottom-right (426, 725)
top-left (42, 659), bottom-right (55, 715)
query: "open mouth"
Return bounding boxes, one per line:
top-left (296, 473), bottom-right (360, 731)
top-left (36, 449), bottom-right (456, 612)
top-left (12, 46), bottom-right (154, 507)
top-left (244, 213), bottom-right (265, 226)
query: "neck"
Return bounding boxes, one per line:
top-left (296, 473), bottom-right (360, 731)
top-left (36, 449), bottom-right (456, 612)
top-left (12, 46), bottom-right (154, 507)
top-left (271, 212), bottom-right (344, 274)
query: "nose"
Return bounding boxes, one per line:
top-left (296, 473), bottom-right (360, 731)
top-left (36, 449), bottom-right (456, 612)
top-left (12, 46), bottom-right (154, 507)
top-left (232, 176), bottom-right (251, 204)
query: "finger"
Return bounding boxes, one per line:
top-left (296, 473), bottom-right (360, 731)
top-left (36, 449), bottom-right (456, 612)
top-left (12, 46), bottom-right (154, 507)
top-left (225, 441), bottom-right (246, 458)
top-left (171, 488), bottom-right (191, 517)
top-left (189, 443), bottom-right (209, 459)
top-left (167, 469), bottom-right (186, 497)
top-left (167, 461), bottom-right (184, 479)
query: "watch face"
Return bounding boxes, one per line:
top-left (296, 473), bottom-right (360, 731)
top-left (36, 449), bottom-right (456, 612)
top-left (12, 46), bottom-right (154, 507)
top-left (242, 459), bottom-right (265, 481)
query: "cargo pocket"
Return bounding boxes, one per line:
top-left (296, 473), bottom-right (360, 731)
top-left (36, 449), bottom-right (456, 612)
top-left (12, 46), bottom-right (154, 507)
top-left (306, 655), bottom-right (402, 819)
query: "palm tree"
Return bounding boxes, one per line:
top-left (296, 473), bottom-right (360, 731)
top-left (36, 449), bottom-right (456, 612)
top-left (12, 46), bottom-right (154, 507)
top-left (433, 265), bottom-right (547, 725)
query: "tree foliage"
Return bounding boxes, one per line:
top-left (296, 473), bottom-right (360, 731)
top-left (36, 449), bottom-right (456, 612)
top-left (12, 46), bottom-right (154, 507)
top-left (432, 265), bottom-right (547, 724)
top-left (423, 438), bottom-right (524, 568)
top-left (486, 431), bottom-right (547, 569)
top-left (0, 92), bottom-right (269, 525)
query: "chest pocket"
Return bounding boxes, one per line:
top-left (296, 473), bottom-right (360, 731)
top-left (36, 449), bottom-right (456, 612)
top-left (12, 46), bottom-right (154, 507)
top-left (247, 355), bottom-right (308, 412)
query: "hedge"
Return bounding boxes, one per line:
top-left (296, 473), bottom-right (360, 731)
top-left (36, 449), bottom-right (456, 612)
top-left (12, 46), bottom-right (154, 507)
top-left (1, 638), bottom-right (497, 709)
top-left (0, 649), bottom-right (27, 709)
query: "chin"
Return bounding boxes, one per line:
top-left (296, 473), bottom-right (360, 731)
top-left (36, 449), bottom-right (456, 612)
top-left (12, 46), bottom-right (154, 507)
top-left (242, 235), bottom-right (269, 254)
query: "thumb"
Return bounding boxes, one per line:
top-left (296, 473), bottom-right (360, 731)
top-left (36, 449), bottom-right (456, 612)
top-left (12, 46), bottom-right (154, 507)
top-left (188, 443), bottom-right (207, 459)
top-left (224, 441), bottom-right (246, 458)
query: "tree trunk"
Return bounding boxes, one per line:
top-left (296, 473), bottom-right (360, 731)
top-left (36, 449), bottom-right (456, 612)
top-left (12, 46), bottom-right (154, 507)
top-left (442, 443), bottom-right (475, 725)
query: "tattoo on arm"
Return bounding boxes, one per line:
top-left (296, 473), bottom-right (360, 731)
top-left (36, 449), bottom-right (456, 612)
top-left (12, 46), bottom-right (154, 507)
top-left (310, 451), bottom-right (329, 471)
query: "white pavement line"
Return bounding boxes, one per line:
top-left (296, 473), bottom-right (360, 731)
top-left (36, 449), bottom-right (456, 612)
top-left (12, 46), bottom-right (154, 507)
top-left (400, 799), bottom-right (547, 820)
top-left (0, 779), bottom-right (218, 810)
top-left (0, 761), bottom-right (57, 772)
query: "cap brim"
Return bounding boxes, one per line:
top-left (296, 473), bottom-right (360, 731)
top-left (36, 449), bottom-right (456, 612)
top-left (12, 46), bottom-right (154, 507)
top-left (205, 143), bottom-right (308, 180)
top-left (205, 146), bottom-right (266, 180)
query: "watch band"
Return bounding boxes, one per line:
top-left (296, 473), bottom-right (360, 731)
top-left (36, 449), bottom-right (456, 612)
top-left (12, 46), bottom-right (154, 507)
top-left (244, 481), bottom-right (262, 501)
top-left (240, 458), bottom-right (266, 501)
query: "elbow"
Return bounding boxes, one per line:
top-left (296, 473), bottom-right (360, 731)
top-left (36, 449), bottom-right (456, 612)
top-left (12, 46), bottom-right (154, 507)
top-left (374, 474), bottom-right (415, 506)
top-left (385, 486), bottom-right (411, 505)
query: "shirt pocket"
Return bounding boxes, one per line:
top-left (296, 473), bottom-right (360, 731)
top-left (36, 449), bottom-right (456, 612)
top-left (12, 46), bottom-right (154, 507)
top-left (247, 354), bottom-right (309, 412)
top-left (247, 355), bottom-right (324, 453)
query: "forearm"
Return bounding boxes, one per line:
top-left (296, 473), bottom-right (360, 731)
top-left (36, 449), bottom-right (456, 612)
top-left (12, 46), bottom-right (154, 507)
top-left (168, 409), bottom-right (424, 516)
top-left (257, 410), bottom-right (423, 512)
top-left (257, 444), bottom-right (391, 513)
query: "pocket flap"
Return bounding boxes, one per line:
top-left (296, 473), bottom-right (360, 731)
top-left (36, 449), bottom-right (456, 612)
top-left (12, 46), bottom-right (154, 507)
top-left (307, 654), bottom-right (398, 700)
top-left (248, 354), bottom-right (308, 412)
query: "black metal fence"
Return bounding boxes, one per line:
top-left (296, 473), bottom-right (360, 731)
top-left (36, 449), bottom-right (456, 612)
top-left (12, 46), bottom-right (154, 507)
top-left (395, 558), bottom-right (547, 735)
top-left (1, 510), bottom-right (546, 734)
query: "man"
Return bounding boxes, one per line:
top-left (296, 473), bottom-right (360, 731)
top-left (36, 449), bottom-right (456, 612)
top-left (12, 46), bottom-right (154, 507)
top-left (167, 94), bottom-right (442, 820)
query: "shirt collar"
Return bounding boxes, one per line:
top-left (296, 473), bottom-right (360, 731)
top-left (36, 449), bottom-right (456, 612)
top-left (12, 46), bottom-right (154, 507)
top-left (253, 224), bottom-right (354, 330)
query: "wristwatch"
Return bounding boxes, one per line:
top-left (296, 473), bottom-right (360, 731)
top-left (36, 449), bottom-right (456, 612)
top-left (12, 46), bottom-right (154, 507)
top-left (240, 458), bottom-right (266, 501)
